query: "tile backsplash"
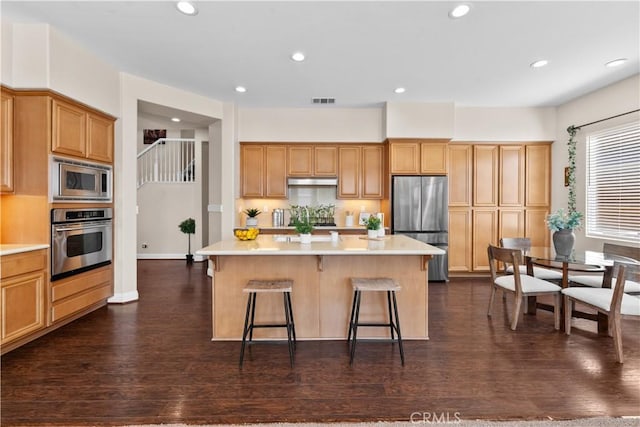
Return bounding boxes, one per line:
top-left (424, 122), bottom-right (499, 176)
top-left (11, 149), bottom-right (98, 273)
top-left (237, 190), bottom-right (381, 228)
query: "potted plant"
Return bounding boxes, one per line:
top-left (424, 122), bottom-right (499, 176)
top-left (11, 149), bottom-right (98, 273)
top-left (366, 215), bottom-right (381, 239)
top-left (546, 208), bottom-right (583, 257)
top-left (244, 208), bottom-right (261, 227)
top-left (294, 218), bottom-right (314, 244)
top-left (178, 217), bottom-right (196, 264)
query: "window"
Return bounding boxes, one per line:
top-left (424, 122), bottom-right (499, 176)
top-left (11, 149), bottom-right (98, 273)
top-left (586, 122), bottom-right (640, 243)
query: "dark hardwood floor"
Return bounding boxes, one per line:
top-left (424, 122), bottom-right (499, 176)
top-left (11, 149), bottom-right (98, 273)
top-left (2, 260), bottom-right (639, 426)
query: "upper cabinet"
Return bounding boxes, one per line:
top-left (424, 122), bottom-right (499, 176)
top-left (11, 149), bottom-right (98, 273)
top-left (241, 144), bottom-right (287, 199)
top-left (389, 139), bottom-right (449, 175)
top-left (287, 145), bottom-right (337, 177)
top-left (1, 88), bottom-right (14, 193)
top-left (473, 145), bottom-right (499, 206)
top-left (499, 145), bottom-right (525, 207)
top-left (448, 145), bottom-right (472, 206)
top-left (525, 145), bottom-right (551, 207)
top-left (52, 98), bottom-right (114, 163)
top-left (337, 144), bottom-right (383, 199)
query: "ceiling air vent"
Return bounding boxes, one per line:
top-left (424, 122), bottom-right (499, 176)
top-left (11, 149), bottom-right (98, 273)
top-left (312, 97), bottom-right (335, 105)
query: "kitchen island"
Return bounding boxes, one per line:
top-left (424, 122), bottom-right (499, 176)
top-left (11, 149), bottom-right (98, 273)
top-left (196, 234), bottom-right (444, 340)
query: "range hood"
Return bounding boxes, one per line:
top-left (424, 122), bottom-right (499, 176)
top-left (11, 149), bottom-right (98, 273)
top-left (287, 177), bottom-right (338, 187)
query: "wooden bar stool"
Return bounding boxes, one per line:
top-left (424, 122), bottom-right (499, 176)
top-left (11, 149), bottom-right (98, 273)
top-left (239, 279), bottom-right (296, 367)
top-left (347, 277), bottom-right (404, 366)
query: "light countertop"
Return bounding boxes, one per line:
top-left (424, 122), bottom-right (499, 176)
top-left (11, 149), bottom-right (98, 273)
top-left (196, 234), bottom-right (445, 256)
top-left (0, 244), bottom-right (49, 256)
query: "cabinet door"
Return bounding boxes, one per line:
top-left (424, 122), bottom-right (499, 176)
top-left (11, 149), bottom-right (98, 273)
top-left (241, 145), bottom-right (265, 197)
top-left (361, 145), bottom-right (383, 199)
top-left (52, 99), bottom-right (86, 158)
top-left (264, 146), bottom-right (287, 198)
top-left (389, 142), bottom-right (419, 174)
top-left (472, 208), bottom-right (498, 271)
top-left (525, 208), bottom-right (550, 247)
top-left (449, 207), bottom-right (472, 272)
top-left (499, 209), bottom-right (525, 240)
top-left (338, 146), bottom-right (360, 198)
top-left (420, 142), bottom-right (448, 175)
top-left (1, 271), bottom-right (46, 344)
top-left (314, 146), bottom-right (337, 176)
top-left (1, 90), bottom-right (14, 193)
top-left (288, 145), bottom-right (313, 176)
top-left (448, 145), bottom-right (472, 206)
top-left (499, 145), bottom-right (524, 207)
top-left (473, 145), bottom-right (498, 207)
top-left (86, 113), bottom-right (114, 163)
top-left (526, 145), bottom-right (551, 207)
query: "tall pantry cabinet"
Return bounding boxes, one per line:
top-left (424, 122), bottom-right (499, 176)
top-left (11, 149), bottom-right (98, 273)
top-left (448, 142), bottom-right (552, 274)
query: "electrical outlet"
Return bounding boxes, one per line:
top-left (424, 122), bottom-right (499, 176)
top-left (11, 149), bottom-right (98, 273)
top-left (141, 243), bottom-right (148, 249)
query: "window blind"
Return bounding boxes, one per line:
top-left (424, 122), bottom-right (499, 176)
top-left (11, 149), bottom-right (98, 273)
top-left (586, 122), bottom-right (640, 243)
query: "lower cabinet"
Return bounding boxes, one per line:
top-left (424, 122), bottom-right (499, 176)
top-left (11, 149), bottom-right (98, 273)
top-left (448, 208), bottom-right (472, 272)
top-left (472, 209), bottom-right (498, 272)
top-left (0, 250), bottom-right (47, 346)
top-left (50, 265), bottom-right (113, 323)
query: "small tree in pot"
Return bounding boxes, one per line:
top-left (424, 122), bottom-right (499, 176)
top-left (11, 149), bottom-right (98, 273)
top-left (179, 218), bottom-right (196, 264)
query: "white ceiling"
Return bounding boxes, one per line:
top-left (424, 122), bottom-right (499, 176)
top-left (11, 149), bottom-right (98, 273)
top-left (2, 1), bottom-right (639, 112)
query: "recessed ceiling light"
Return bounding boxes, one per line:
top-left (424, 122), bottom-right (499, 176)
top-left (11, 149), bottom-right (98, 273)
top-left (171, 117), bottom-right (181, 122)
top-left (449, 4), bottom-right (470, 19)
top-left (235, 86), bottom-right (247, 93)
top-left (291, 52), bottom-right (305, 62)
top-left (530, 59), bottom-right (549, 68)
top-left (176, 1), bottom-right (198, 16)
top-left (394, 87), bottom-right (406, 94)
top-left (605, 58), bottom-right (627, 68)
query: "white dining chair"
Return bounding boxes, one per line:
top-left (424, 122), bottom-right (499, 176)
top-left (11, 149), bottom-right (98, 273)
top-left (500, 237), bottom-right (563, 281)
top-left (569, 243), bottom-right (640, 293)
top-left (487, 244), bottom-right (562, 331)
top-left (562, 261), bottom-right (640, 363)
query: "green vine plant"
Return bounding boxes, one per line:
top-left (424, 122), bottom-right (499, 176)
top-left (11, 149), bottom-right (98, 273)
top-left (566, 125), bottom-right (578, 213)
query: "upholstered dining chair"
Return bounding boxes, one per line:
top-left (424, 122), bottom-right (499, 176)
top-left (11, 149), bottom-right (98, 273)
top-left (487, 244), bottom-right (562, 331)
top-left (500, 237), bottom-right (563, 281)
top-left (569, 243), bottom-right (640, 293)
top-left (562, 261), bottom-right (640, 363)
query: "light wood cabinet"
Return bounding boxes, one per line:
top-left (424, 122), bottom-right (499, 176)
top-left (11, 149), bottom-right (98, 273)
top-left (1, 88), bottom-right (14, 193)
top-left (264, 146), bottom-right (287, 198)
top-left (389, 141), bottom-right (420, 174)
top-left (448, 145), bottom-right (472, 206)
top-left (240, 144), bottom-right (287, 199)
top-left (449, 208), bottom-right (472, 272)
top-left (287, 145), bottom-right (313, 176)
top-left (473, 145), bottom-right (498, 206)
top-left (287, 145), bottom-right (337, 177)
top-left (314, 146), bottom-right (338, 176)
top-left (361, 145), bottom-right (383, 198)
top-left (499, 208), bottom-right (525, 240)
top-left (526, 145), bottom-right (551, 207)
top-left (472, 208), bottom-right (498, 271)
top-left (51, 98), bottom-right (114, 163)
top-left (525, 208), bottom-right (550, 247)
top-left (50, 265), bottom-right (112, 323)
top-left (337, 145), bottom-right (383, 199)
top-left (420, 142), bottom-right (448, 175)
top-left (499, 145), bottom-right (524, 207)
top-left (0, 250), bottom-right (47, 346)
top-left (338, 146), bottom-right (360, 198)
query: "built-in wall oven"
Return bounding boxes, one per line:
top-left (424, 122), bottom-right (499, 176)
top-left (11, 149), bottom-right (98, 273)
top-left (51, 208), bottom-right (113, 281)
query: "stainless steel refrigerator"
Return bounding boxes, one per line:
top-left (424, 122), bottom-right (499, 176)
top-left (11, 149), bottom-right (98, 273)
top-left (392, 176), bottom-right (448, 281)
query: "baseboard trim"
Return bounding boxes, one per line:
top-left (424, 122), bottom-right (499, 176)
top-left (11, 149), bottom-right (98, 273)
top-left (137, 253), bottom-right (206, 262)
top-left (108, 290), bottom-right (140, 304)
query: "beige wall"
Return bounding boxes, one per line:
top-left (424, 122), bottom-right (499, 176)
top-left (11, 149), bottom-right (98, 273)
top-left (555, 74), bottom-right (640, 252)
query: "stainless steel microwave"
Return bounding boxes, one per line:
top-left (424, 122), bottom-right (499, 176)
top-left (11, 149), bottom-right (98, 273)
top-left (50, 156), bottom-right (112, 202)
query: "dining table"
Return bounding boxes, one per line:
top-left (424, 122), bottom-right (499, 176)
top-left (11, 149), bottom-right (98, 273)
top-left (524, 247), bottom-right (639, 333)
